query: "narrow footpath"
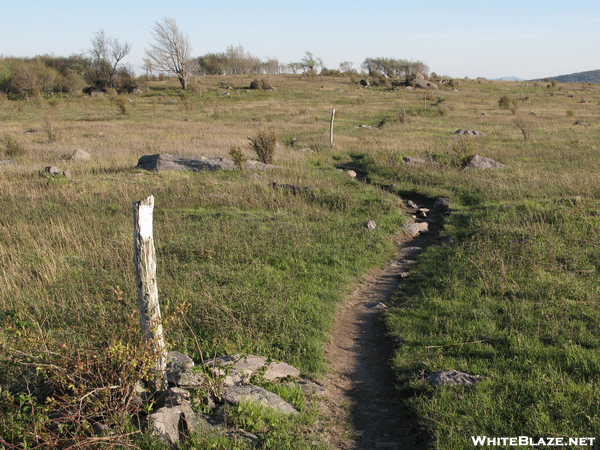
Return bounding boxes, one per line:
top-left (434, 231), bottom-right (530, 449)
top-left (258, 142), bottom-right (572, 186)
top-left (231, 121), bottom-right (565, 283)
top-left (322, 199), bottom-right (444, 449)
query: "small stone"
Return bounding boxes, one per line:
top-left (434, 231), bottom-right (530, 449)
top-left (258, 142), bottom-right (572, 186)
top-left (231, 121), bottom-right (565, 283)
top-left (364, 302), bottom-right (387, 311)
top-left (45, 166), bottom-right (60, 177)
top-left (69, 149), bottom-right (91, 162)
top-left (403, 156), bottom-right (428, 165)
top-left (402, 223), bottom-right (420, 237)
top-left (62, 170), bottom-right (71, 179)
top-left (399, 260), bottom-right (418, 265)
top-left (407, 200), bottom-right (418, 209)
top-left (366, 220), bottom-right (377, 230)
top-left (426, 370), bottom-right (481, 386)
top-left (346, 170), bottom-right (357, 178)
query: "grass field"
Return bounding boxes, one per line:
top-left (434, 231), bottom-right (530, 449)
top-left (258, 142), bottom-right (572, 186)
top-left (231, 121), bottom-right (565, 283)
top-left (0, 74), bottom-right (599, 448)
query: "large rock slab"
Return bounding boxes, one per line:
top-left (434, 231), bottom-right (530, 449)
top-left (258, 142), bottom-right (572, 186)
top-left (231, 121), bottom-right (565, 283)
top-left (136, 153), bottom-right (275, 172)
top-left (464, 154), bottom-right (508, 170)
top-left (223, 385), bottom-right (298, 415)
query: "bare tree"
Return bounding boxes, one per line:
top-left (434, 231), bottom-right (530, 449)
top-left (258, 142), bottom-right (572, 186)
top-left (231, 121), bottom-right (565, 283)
top-left (145, 17), bottom-right (192, 90)
top-left (89, 29), bottom-right (132, 88)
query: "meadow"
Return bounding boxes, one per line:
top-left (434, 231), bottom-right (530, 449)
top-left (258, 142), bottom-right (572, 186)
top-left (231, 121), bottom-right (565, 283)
top-left (0, 73), bottom-right (599, 448)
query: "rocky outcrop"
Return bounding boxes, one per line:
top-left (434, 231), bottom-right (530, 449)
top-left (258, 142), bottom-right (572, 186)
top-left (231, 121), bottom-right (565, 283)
top-left (136, 154), bottom-right (277, 172)
top-left (145, 351), bottom-right (310, 447)
top-left (454, 129), bottom-right (485, 136)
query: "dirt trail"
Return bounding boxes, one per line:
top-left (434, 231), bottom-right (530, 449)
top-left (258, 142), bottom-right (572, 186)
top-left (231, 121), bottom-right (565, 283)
top-left (322, 204), bottom-right (440, 449)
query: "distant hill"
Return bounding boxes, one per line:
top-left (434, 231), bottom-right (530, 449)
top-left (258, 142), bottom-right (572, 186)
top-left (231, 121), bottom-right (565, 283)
top-left (536, 70), bottom-right (600, 84)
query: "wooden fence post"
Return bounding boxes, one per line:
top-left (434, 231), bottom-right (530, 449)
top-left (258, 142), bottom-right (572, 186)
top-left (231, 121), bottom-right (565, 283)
top-left (329, 108), bottom-right (336, 146)
top-left (133, 195), bottom-right (167, 392)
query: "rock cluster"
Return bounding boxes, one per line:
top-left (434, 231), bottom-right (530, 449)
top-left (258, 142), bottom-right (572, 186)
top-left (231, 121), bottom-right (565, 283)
top-left (145, 351), bottom-right (323, 447)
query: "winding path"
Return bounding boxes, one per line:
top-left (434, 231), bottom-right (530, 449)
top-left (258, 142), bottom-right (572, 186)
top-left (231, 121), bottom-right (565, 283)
top-left (322, 200), bottom-right (442, 449)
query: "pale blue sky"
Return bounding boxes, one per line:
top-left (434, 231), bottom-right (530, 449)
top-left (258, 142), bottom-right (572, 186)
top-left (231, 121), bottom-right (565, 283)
top-left (1, 0), bottom-right (599, 80)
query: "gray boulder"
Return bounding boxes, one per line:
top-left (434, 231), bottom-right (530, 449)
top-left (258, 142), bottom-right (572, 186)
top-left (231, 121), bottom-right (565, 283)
top-left (262, 361), bottom-right (301, 382)
top-left (69, 149), bottom-right (91, 162)
top-left (166, 351), bottom-right (194, 385)
top-left (464, 154), bottom-right (508, 170)
top-left (223, 385), bottom-right (298, 415)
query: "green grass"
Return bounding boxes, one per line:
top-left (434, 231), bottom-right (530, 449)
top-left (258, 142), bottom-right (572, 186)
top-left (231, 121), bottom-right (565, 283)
top-left (0, 74), bottom-right (599, 448)
top-left (354, 103), bottom-right (600, 447)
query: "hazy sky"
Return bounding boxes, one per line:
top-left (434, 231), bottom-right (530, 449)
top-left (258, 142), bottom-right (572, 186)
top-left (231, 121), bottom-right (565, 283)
top-left (1, 0), bottom-right (599, 80)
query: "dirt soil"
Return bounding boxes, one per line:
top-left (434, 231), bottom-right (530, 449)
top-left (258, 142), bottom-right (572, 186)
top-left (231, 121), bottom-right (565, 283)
top-left (321, 204), bottom-right (440, 450)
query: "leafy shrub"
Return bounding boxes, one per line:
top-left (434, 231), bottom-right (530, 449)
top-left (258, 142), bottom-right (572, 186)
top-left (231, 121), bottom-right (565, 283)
top-left (248, 129), bottom-right (278, 164)
top-left (229, 145), bottom-right (248, 169)
top-left (0, 329), bottom-right (161, 448)
top-left (250, 79), bottom-right (272, 90)
top-left (320, 68), bottom-right (342, 77)
top-left (498, 95), bottom-right (512, 109)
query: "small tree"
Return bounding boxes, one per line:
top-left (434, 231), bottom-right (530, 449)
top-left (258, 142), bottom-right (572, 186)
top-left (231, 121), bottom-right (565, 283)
top-left (88, 29), bottom-right (132, 89)
top-left (296, 52), bottom-right (323, 73)
top-left (248, 130), bottom-right (278, 164)
top-left (145, 17), bottom-right (193, 90)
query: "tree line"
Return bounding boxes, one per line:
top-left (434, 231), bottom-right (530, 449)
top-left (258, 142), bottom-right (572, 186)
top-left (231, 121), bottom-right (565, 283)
top-left (0, 17), bottom-right (430, 95)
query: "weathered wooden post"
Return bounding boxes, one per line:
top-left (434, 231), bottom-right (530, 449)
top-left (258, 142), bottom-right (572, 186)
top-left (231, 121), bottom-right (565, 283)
top-left (329, 108), bottom-right (336, 146)
top-left (133, 195), bottom-right (167, 392)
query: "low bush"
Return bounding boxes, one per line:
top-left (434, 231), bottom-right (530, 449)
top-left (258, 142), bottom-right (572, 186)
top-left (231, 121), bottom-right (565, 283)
top-left (228, 145), bottom-right (248, 169)
top-left (248, 129), bottom-right (278, 164)
top-left (2, 134), bottom-right (28, 158)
